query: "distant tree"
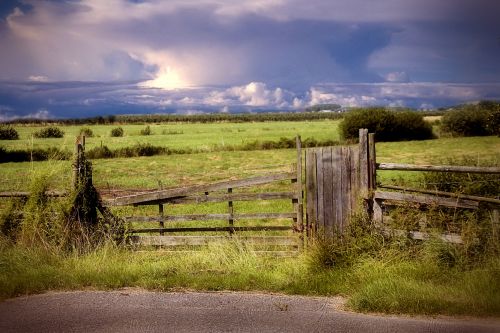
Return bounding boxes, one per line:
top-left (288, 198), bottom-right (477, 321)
top-left (33, 126), bottom-right (64, 138)
top-left (0, 125), bottom-right (19, 140)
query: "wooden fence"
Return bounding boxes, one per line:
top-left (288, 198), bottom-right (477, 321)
top-left (106, 137), bottom-right (304, 253)
top-left (305, 129), bottom-right (500, 243)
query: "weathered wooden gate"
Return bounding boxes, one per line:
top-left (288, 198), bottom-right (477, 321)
top-left (107, 137), bottom-right (304, 254)
top-left (305, 129), bottom-right (371, 238)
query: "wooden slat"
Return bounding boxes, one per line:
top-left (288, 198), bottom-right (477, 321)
top-left (0, 191), bottom-right (66, 198)
top-left (358, 129), bottom-right (369, 197)
top-left (305, 149), bottom-right (317, 238)
top-left (323, 147), bottom-right (334, 238)
top-left (316, 148), bottom-right (325, 234)
top-left (129, 235), bottom-right (299, 247)
top-left (377, 163), bottom-right (500, 174)
top-left (341, 147), bottom-right (351, 231)
top-left (112, 172), bottom-right (296, 206)
top-left (129, 226), bottom-right (293, 233)
top-left (374, 191), bottom-right (479, 210)
top-left (296, 135), bottom-right (304, 232)
top-left (350, 146), bottom-right (360, 213)
top-left (132, 192), bottom-right (298, 205)
top-left (368, 133), bottom-right (376, 190)
top-left (378, 185), bottom-right (500, 206)
top-left (382, 228), bottom-right (463, 244)
top-left (124, 212), bottom-right (297, 223)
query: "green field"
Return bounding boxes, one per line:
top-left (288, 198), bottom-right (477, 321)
top-left (1, 120), bottom-right (499, 317)
top-left (1, 120), bottom-right (341, 151)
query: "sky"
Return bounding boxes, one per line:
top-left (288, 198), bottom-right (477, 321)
top-left (0, 0), bottom-right (499, 120)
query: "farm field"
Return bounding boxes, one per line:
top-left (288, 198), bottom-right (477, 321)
top-left (1, 120), bottom-right (499, 317)
top-left (0, 120), bottom-right (341, 151)
top-left (0, 135), bottom-right (498, 192)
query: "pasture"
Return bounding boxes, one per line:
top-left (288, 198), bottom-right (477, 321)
top-left (1, 120), bottom-right (341, 151)
top-left (1, 119), bottom-right (499, 317)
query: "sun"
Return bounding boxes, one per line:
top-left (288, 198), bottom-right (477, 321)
top-left (139, 67), bottom-right (187, 90)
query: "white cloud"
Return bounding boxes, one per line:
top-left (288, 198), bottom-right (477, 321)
top-left (385, 71), bottom-right (410, 83)
top-left (204, 82), bottom-right (294, 108)
top-left (28, 75), bottom-right (49, 82)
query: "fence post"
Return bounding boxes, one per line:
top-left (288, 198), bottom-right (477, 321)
top-left (368, 133), bottom-right (376, 191)
top-left (296, 136), bottom-right (304, 233)
top-left (228, 188), bottom-right (234, 235)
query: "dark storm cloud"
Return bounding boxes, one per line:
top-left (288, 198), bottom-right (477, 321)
top-left (0, 0), bottom-right (498, 118)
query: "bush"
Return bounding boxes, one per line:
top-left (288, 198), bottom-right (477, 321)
top-left (0, 125), bottom-right (19, 140)
top-left (79, 127), bottom-right (94, 137)
top-left (340, 108), bottom-right (434, 142)
top-left (140, 125), bottom-right (152, 136)
top-left (85, 146), bottom-right (114, 159)
top-left (441, 106), bottom-right (493, 137)
top-left (33, 126), bottom-right (64, 138)
top-left (110, 127), bottom-right (124, 137)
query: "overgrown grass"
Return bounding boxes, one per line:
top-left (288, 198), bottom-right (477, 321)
top-left (0, 237), bottom-right (499, 317)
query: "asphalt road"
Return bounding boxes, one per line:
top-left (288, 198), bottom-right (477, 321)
top-left (0, 291), bottom-right (498, 333)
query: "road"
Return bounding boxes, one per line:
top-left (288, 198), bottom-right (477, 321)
top-left (0, 291), bottom-right (498, 332)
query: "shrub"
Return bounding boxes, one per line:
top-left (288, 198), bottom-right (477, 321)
top-left (441, 106), bottom-right (493, 137)
top-left (140, 125), bottom-right (152, 136)
top-left (0, 125), bottom-right (19, 140)
top-left (33, 126), bottom-right (64, 138)
top-left (79, 127), bottom-right (94, 137)
top-left (85, 146), bottom-right (114, 159)
top-left (340, 108), bottom-right (434, 142)
top-left (110, 127), bottom-right (124, 137)
top-left (486, 109), bottom-right (500, 136)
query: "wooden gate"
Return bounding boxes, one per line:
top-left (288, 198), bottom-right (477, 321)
top-left (305, 129), bottom-right (371, 239)
top-left (107, 137), bottom-right (304, 254)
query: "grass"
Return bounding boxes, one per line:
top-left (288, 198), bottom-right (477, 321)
top-left (0, 120), bottom-right (341, 151)
top-left (1, 121), bottom-right (499, 317)
top-left (0, 240), bottom-right (499, 317)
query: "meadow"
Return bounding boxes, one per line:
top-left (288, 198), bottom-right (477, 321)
top-left (1, 118), bottom-right (499, 317)
top-left (1, 120), bottom-right (341, 151)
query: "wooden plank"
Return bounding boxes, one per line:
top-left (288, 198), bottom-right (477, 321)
top-left (129, 235), bottom-right (299, 247)
top-left (129, 226), bottom-right (293, 233)
top-left (358, 129), bottom-right (369, 197)
top-left (374, 191), bottom-right (479, 210)
top-left (368, 133), bottom-right (376, 190)
top-left (137, 249), bottom-right (299, 257)
top-left (378, 185), bottom-right (500, 206)
top-left (377, 163), bottom-right (500, 174)
top-left (382, 228), bottom-right (463, 244)
top-left (135, 192), bottom-right (298, 205)
top-left (331, 147), bottom-right (342, 234)
top-left (0, 191), bottom-right (66, 198)
top-left (373, 199), bottom-right (383, 224)
top-left (316, 148), bottom-right (325, 234)
top-left (112, 172), bottom-right (296, 206)
top-left (296, 135), bottom-right (304, 233)
top-left (305, 149), bottom-right (317, 238)
top-left (228, 188), bottom-right (234, 234)
top-left (323, 147), bottom-right (334, 238)
top-left (341, 147), bottom-right (352, 231)
top-left (124, 212), bottom-right (297, 223)
top-left (350, 146), bottom-right (360, 212)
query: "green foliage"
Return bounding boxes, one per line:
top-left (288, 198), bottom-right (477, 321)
top-left (140, 125), bottom-right (152, 136)
top-left (305, 104), bottom-right (342, 112)
top-left (110, 127), bottom-right (124, 137)
top-left (441, 102), bottom-right (500, 137)
top-left (0, 198), bottom-right (25, 240)
top-left (0, 146), bottom-right (71, 163)
top-left (421, 156), bottom-right (500, 197)
top-left (33, 126), bottom-right (65, 138)
top-left (79, 127), bottom-right (94, 137)
top-left (0, 125), bottom-right (19, 140)
top-left (340, 108), bottom-right (434, 142)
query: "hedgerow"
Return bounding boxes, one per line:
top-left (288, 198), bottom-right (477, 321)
top-left (340, 108), bottom-right (434, 141)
